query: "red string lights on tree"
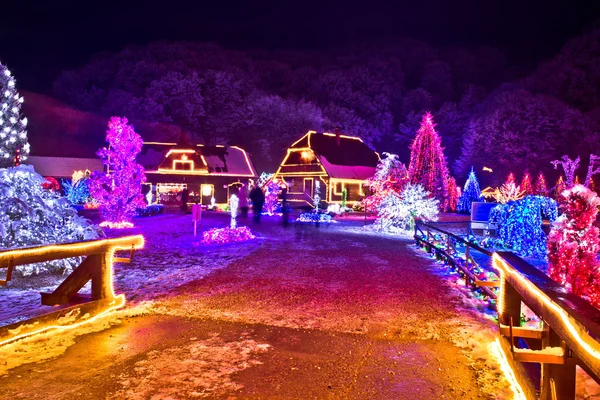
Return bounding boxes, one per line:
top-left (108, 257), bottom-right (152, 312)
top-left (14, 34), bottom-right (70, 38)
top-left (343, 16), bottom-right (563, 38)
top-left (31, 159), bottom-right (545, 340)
top-left (408, 112), bottom-right (451, 210)
top-left (520, 172), bottom-right (534, 196)
top-left (535, 172), bottom-right (548, 197)
top-left (90, 117), bottom-right (146, 229)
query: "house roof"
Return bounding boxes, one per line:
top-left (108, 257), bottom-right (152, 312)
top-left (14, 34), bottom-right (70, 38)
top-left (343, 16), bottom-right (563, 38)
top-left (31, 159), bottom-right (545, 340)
top-left (139, 142), bottom-right (257, 177)
top-left (288, 131), bottom-right (378, 179)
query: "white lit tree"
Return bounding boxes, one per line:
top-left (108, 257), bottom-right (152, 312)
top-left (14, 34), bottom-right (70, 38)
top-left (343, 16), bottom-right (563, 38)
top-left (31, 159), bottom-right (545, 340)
top-left (0, 62), bottom-right (29, 167)
top-left (376, 183), bottom-right (439, 232)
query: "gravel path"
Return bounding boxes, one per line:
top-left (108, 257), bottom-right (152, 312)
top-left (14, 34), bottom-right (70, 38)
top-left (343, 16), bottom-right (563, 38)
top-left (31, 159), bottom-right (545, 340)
top-left (0, 213), bottom-right (508, 399)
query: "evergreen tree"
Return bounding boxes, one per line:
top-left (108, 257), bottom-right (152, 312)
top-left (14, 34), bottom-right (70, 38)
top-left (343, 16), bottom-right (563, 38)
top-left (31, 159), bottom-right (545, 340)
top-left (89, 117), bottom-right (146, 228)
top-left (0, 62), bottom-right (29, 167)
top-left (548, 185), bottom-right (600, 307)
top-left (535, 172), bottom-right (548, 197)
top-left (457, 167), bottom-right (483, 213)
top-left (554, 176), bottom-right (566, 200)
top-left (447, 176), bottom-right (459, 212)
top-left (408, 112), bottom-right (450, 210)
top-left (520, 172), bottom-right (534, 196)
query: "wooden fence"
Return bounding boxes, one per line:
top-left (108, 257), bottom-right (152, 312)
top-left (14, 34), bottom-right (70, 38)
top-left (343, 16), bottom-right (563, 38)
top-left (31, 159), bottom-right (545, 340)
top-left (0, 235), bottom-right (144, 345)
top-left (415, 221), bottom-right (600, 400)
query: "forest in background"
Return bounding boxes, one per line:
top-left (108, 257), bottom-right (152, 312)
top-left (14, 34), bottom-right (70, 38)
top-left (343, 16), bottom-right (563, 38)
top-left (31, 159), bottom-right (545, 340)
top-left (50, 29), bottom-right (600, 184)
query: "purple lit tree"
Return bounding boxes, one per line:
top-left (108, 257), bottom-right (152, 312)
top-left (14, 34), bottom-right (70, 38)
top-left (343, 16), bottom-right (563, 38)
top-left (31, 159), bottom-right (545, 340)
top-left (90, 117), bottom-right (146, 228)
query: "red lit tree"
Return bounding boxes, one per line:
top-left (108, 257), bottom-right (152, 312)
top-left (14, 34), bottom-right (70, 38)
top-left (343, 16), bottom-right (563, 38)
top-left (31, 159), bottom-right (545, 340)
top-left (554, 176), bottom-right (566, 200)
top-left (548, 185), bottom-right (600, 307)
top-left (535, 172), bottom-right (548, 197)
top-left (520, 172), bottom-right (534, 196)
top-left (408, 112), bottom-right (450, 210)
top-left (90, 117), bottom-right (146, 228)
top-left (446, 176), bottom-right (459, 212)
top-left (364, 152), bottom-right (409, 211)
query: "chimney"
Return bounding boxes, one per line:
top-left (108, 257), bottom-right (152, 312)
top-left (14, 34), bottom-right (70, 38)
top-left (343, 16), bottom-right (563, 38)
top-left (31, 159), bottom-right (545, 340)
top-left (335, 126), bottom-right (341, 147)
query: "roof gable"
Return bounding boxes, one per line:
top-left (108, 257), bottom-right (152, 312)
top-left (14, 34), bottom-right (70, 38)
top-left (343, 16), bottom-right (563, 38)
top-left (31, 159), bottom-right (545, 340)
top-left (308, 132), bottom-right (378, 168)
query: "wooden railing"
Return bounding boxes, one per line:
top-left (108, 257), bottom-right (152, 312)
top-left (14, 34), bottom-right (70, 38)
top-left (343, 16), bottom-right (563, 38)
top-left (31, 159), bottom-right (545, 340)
top-left (414, 220), bottom-right (600, 400)
top-left (0, 235), bottom-right (144, 345)
top-left (414, 221), bottom-right (498, 299)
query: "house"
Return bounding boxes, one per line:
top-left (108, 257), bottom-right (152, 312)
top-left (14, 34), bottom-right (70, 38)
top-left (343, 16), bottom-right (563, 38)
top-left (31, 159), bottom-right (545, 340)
top-left (139, 142), bottom-right (257, 205)
top-left (274, 131), bottom-right (379, 206)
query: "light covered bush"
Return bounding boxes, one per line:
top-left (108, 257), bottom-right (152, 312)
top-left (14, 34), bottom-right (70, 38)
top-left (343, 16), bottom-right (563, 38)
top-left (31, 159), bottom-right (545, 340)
top-left (0, 165), bottom-right (102, 275)
top-left (376, 183), bottom-right (439, 232)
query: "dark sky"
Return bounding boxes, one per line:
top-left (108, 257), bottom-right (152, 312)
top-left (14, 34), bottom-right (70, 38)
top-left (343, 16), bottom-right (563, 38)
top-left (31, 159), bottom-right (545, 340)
top-left (1, 0), bottom-right (598, 91)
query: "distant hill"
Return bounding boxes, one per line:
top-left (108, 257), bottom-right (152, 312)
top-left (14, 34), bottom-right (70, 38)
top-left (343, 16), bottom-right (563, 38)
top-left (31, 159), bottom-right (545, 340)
top-left (22, 91), bottom-right (183, 158)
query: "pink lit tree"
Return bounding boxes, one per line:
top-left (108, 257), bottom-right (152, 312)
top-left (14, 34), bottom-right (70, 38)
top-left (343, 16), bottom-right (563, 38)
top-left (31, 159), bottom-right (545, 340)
top-left (408, 112), bottom-right (451, 210)
top-left (548, 185), bottom-right (600, 307)
top-left (90, 117), bottom-right (146, 228)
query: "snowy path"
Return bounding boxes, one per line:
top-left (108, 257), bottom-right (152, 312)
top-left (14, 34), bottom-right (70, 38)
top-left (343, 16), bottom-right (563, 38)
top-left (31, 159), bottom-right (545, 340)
top-left (0, 212), bottom-right (510, 399)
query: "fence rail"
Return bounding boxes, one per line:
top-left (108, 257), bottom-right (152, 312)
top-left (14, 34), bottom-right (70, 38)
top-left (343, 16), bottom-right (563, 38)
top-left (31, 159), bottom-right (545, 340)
top-left (0, 235), bottom-right (144, 345)
top-left (414, 220), bottom-right (600, 400)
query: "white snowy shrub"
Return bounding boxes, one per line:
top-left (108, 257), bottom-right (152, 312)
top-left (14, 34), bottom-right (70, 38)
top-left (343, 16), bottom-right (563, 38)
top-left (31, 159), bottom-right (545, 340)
top-left (376, 183), bottom-right (439, 232)
top-left (0, 165), bottom-right (103, 275)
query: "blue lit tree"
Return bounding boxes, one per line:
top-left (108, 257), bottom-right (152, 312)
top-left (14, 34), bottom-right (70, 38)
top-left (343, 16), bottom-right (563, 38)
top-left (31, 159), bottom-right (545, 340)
top-left (457, 167), bottom-right (483, 213)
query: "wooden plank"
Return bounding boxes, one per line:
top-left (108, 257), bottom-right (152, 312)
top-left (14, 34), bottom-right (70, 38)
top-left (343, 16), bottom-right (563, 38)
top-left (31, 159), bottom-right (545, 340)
top-left (513, 350), bottom-right (565, 365)
top-left (499, 324), bottom-right (544, 339)
top-left (0, 235), bottom-right (144, 268)
top-left (40, 255), bottom-right (97, 305)
top-left (476, 280), bottom-right (500, 287)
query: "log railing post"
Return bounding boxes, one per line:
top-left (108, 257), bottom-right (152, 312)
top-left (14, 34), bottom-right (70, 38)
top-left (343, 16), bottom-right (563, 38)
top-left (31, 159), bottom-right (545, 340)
top-left (499, 280), bottom-right (522, 327)
top-left (540, 326), bottom-right (576, 400)
top-left (91, 250), bottom-right (114, 301)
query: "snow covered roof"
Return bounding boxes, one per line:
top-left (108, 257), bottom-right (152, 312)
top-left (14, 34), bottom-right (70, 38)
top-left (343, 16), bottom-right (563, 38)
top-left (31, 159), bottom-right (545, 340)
top-left (319, 156), bottom-right (376, 180)
top-left (288, 131), bottom-right (379, 180)
top-left (26, 156), bottom-right (104, 178)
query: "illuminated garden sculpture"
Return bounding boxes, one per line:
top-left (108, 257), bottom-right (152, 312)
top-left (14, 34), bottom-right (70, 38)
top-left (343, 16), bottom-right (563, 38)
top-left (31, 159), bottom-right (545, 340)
top-left (90, 117), bottom-right (146, 229)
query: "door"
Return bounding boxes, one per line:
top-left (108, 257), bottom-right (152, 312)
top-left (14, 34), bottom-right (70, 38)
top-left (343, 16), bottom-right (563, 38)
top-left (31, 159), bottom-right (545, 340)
top-left (303, 178), bottom-right (313, 197)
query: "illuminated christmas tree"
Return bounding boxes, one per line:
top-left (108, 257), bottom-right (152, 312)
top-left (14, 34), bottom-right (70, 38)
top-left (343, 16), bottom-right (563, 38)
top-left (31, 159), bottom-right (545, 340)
top-left (535, 172), bottom-right (548, 197)
top-left (364, 152), bottom-right (409, 211)
top-left (520, 172), bottom-right (534, 196)
top-left (408, 112), bottom-right (450, 210)
top-left (446, 176), bottom-right (459, 212)
top-left (90, 117), bottom-right (146, 228)
top-left (0, 62), bottom-right (29, 167)
top-left (554, 176), bottom-right (566, 200)
top-left (548, 185), bottom-right (600, 307)
top-left (457, 167), bottom-right (483, 213)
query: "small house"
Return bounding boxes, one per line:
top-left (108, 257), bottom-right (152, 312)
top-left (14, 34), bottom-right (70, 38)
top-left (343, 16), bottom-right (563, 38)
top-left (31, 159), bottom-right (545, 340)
top-left (274, 131), bottom-right (379, 206)
top-left (139, 142), bottom-right (257, 205)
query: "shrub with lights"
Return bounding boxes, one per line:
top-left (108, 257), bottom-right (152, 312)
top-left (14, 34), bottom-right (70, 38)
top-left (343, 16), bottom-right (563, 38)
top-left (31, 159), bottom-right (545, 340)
top-left (548, 185), bottom-right (600, 307)
top-left (489, 195), bottom-right (557, 258)
top-left (0, 62), bottom-right (29, 167)
top-left (89, 117), bottom-right (146, 229)
top-left (376, 183), bottom-right (439, 232)
top-left (0, 165), bottom-right (102, 275)
top-left (457, 167), bottom-right (483, 214)
top-left (482, 173), bottom-right (524, 204)
top-left (63, 170), bottom-right (92, 205)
